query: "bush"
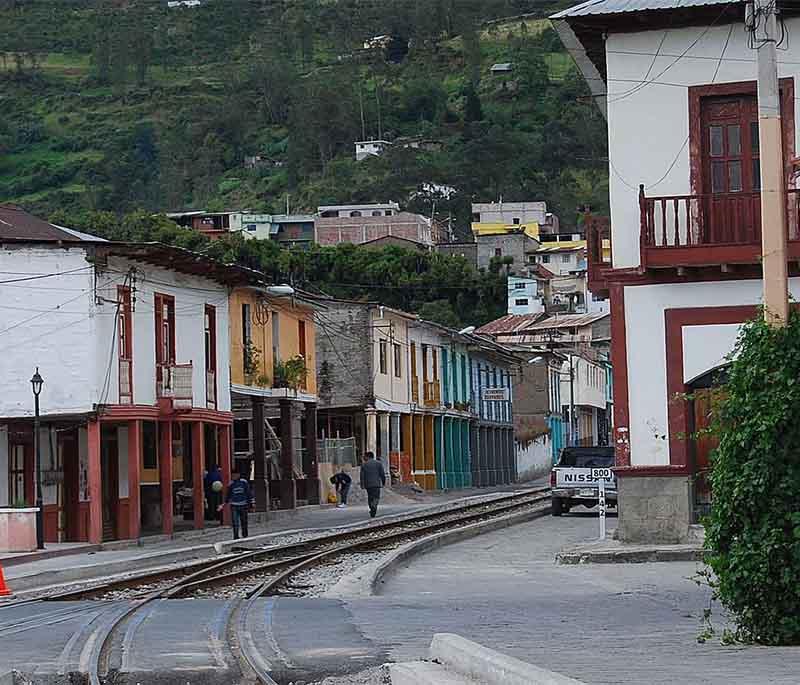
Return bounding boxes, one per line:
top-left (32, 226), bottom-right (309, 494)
top-left (705, 311), bottom-right (800, 644)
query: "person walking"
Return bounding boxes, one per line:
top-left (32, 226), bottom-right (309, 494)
top-left (218, 467), bottom-right (254, 539)
top-left (330, 468), bottom-right (352, 508)
top-left (204, 463), bottom-right (223, 523)
top-left (359, 451), bottom-right (386, 518)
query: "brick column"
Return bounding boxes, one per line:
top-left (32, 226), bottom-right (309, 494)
top-left (218, 423), bottom-right (232, 525)
top-left (127, 420), bottom-right (142, 540)
top-left (303, 402), bottom-right (320, 504)
top-left (191, 421), bottom-right (205, 529)
top-left (159, 420), bottom-right (174, 536)
top-left (87, 419), bottom-right (102, 544)
top-left (278, 399), bottom-right (296, 509)
top-left (251, 397), bottom-right (269, 512)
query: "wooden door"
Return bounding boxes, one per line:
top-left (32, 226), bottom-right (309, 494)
top-left (701, 95), bottom-right (760, 243)
top-left (100, 428), bottom-right (118, 541)
top-left (61, 431), bottom-right (80, 541)
top-left (691, 388), bottom-right (718, 519)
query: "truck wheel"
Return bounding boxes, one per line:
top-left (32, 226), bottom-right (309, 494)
top-left (552, 497), bottom-right (563, 516)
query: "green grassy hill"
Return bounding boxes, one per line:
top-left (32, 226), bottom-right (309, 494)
top-left (0, 0), bottom-right (608, 233)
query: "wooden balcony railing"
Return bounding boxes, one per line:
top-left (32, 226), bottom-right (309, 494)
top-left (585, 213), bottom-right (611, 296)
top-left (206, 369), bottom-right (216, 409)
top-left (119, 358), bottom-right (132, 404)
top-left (639, 184), bottom-right (800, 269)
top-left (423, 381), bottom-right (441, 407)
top-left (157, 362), bottom-right (193, 410)
top-left (411, 376), bottom-right (420, 404)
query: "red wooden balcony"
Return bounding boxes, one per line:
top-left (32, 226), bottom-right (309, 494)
top-left (157, 363), bottom-right (193, 411)
top-left (585, 214), bottom-right (612, 297)
top-left (639, 185), bottom-right (800, 270)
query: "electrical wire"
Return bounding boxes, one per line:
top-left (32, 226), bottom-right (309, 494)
top-left (0, 266), bottom-right (94, 285)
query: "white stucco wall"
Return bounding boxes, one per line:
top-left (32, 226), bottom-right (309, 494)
top-left (516, 434), bottom-right (552, 481)
top-left (561, 356), bottom-right (606, 412)
top-left (96, 257), bottom-right (231, 411)
top-left (624, 278), bottom-right (800, 465)
top-left (0, 247), bottom-right (232, 418)
top-left (606, 18), bottom-right (800, 268)
top-left (0, 247), bottom-right (99, 417)
top-left (371, 310), bottom-right (411, 410)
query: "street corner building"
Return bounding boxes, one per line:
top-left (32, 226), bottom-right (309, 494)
top-left (553, 0), bottom-right (800, 543)
top-left (313, 300), bottom-right (516, 500)
top-left (0, 205), bottom-right (292, 544)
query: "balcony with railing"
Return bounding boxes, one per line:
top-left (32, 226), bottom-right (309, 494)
top-left (423, 380), bottom-right (441, 408)
top-left (411, 376), bottom-right (420, 404)
top-left (157, 363), bottom-right (193, 410)
top-left (206, 369), bottom-right (216, 409)
top-left (119, 358), bottom-right (132, 404)
top-left (585, 213), bottom-right (612, 297)
top-left (639, 185), bottom-right (800, 270)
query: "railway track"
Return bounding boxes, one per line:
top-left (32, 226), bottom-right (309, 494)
top-left (0, 487), bottom-right (550, 685)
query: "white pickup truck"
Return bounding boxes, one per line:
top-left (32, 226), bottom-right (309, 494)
top-left (549, 446), bottom-right (616, 516)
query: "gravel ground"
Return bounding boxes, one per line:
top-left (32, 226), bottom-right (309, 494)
top-left (304, 664), bottom-right (391, 685)
top-left (283, 551), bottom-right (387, 597)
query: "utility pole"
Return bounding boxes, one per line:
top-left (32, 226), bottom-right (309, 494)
top-left (751, 0), bottom-right (789, 325)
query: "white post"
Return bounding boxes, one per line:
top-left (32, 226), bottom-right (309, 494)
top-left (598, 477), bottom-right (607, 541)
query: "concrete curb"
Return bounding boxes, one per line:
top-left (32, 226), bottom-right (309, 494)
top-left (556, 545), bottom-right (706, 565)
top-left (430, 633), bottom-right (584, 685)
top-left (326, 501), bottom-right (550, 599)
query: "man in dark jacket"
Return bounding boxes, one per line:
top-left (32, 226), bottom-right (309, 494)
top-left (359, 451), bottom-right (386, 518)
top-left (330, 469), bottom-right (352, 508)
top-left (218, 467), bottom-right (254, 539)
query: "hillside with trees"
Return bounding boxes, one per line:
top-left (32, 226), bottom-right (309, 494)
top-left (0, 0), bottom-right (608, 235)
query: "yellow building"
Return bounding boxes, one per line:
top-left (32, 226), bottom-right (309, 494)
top-left (228, 286), bottom-right (322, 510)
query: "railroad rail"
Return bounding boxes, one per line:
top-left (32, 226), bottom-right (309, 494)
top-left (0, 487), bottom-right (550, 685)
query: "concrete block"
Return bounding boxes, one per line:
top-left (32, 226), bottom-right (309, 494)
top-left (617, 475), bottom-right (691, 544)
top-left (389, 661), bottom-right (474, 685)
top-left (430, 634), bottom-right (584, 685)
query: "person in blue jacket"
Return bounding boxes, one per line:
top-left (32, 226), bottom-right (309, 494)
top-left (218, 467), bottom-right (254, 539)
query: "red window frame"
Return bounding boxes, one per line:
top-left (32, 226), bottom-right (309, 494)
top-left (205, 304), bottom-right (217, 408)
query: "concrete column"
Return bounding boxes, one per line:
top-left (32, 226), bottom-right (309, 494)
top-left (127, 420), bottom-right (141, 540)
top-left (304, 402), bottom-right (320, 504)
top-left (87, 419), bottom-right (102, 544)
top-left (379, 412), bottom-right (390, 461)
top-left (159, 420), bottom-right (174, 536)
top-left (191, 421), bottom-right (205, 529)
top-left (251, 397), bottom-right (268, 512)
top-left (217, 424), bottom-right (232, 525)
top-left (365, 410), bottom-right (378, 457)
top-left (391, 414), bottom-right (401, 454)
top-left (278, 399), bottom-right (296, 510)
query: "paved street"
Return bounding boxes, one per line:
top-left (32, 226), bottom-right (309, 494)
top-left (1, 511), bottom-right (798, 684)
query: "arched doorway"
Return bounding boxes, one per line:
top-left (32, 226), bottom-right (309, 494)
top-left (686, 363), bottom-right (730, 523)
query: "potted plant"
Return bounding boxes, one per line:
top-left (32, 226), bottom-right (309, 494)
top-left (0, 499), bottom-right (39, 552)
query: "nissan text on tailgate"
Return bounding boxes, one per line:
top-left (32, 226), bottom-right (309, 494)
top-left (549, 446), bottom-right (616, 516)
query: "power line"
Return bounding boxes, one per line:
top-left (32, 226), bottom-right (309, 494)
top-left (0, 266), bottom-right (94, 285)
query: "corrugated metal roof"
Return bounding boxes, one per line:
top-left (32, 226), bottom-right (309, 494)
top-left (0, 205), bottom-right (85, 242)
top-left (476, 314), bottom-right (547, 336)
top-left (519, 312), bottom-right (610, 330)
top-left (551, 0), bottom-right (737, 19)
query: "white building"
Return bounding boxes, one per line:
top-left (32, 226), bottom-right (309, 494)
top-left (507, 276), bottom-right (545, 315)
top-left (355, 140), bottom-right (391, 161)
top-left (0, 206), bottom-right (251, 545)
top-left (552, 0), bottom-right (800, 542)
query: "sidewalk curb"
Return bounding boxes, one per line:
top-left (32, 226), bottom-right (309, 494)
top-left (556, 546), bottom-right (707, 564)
top-left (430, 633), bottom-right (584, 685)
top-left (327, 501), bottom-right (550, 599)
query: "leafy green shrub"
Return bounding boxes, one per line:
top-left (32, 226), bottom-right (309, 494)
top-left (705, 311), bottom-right (800, 645)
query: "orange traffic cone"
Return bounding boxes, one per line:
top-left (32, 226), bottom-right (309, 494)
top-left (0, 563), bottom-right (12, 597)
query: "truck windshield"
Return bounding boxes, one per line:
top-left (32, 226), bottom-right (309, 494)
top-left (558, 448), bottom-right (614, 468)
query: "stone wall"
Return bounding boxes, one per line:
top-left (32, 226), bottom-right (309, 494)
top-left (315, 303), bottom-right (373, 409)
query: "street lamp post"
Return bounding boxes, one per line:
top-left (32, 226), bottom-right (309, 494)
top-left (30, 368), bottom-right (44, 550)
